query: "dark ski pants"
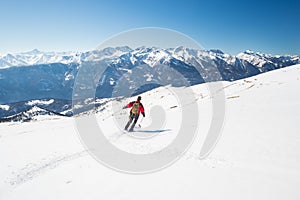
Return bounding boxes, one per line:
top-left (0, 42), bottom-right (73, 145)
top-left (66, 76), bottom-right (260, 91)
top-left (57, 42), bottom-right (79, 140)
top-left (125, 113), bottom-right (139, 131)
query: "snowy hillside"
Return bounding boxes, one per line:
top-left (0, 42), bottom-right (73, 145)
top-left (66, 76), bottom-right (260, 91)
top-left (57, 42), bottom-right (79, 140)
top-left (0, 105), bottom-right (66, 123)
top-left (0, 98), bottom-right (72, 119)
top-left (0, 64), bottom-right (299, 199)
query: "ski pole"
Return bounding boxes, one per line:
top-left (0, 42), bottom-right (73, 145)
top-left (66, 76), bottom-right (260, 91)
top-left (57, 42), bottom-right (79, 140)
top-left (138, 117), bottom-right (144, 128)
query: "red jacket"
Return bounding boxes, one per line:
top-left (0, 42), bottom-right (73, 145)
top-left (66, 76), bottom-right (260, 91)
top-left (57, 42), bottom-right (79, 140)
top-left (127, 100), bottom-right (145, 116)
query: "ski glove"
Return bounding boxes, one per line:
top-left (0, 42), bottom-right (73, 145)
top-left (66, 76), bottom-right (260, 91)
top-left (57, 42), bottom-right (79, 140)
top-left (142, 112), bottom-right (145, 117)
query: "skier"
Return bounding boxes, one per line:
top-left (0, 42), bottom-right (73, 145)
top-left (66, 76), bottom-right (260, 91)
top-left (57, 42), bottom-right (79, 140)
top-left (124, 96), bottom-right (145, 132)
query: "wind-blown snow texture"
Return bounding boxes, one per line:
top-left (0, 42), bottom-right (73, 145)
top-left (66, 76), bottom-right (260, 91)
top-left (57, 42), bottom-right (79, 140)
top-left (0, 47), bottom-right (299, 120)
top-left (0, 64), bottom-right (300, 199)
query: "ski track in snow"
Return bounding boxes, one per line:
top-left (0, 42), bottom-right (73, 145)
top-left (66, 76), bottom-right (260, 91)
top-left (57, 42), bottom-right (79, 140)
top-left (7, 150), bottom-right (88, 186)
top-left (184, 151), bottom-right (234, 168)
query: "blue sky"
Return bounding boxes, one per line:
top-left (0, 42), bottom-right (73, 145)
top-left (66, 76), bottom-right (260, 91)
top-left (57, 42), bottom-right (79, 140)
top-left (0, 0), bottom-right (299, 55)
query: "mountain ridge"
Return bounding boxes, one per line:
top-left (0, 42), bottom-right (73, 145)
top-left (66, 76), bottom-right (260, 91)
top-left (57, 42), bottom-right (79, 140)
top-left (1, 47), bottom-right (299, 69)
top-left (0, 46), bottom-right (299, 115)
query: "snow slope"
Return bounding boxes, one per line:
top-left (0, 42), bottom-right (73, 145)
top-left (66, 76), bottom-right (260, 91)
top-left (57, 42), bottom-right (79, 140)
top-left (0, 65), bottom-right (300, 199)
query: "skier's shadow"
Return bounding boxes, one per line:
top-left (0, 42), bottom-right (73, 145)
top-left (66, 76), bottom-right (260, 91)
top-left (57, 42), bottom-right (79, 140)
top-left (135, 129), bottom-right (171, 133)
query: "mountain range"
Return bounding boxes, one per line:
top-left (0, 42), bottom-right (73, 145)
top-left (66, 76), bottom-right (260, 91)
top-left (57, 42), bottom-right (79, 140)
top-left (0, 46), bottom-right (299, 121)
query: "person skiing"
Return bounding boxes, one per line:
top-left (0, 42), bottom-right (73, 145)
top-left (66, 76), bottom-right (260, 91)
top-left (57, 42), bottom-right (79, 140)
top-left (124, 96), bottom-right (145, 132)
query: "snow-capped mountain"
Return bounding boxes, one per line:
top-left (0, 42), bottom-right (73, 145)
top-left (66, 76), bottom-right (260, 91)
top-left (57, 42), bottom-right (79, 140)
top-left (1, 47), bottom-right (299, 71)
top-left (0, 47), bottom-right (132, 69)
top-left (0, 46), bottom-right (299, 121)
top-left (237, 50), bottom-right (300, 72)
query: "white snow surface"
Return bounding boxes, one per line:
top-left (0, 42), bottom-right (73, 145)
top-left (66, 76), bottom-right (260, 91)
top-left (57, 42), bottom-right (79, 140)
top-left (0, 104), bottom-right (10, 111)
top-left (26, 99), bottom-right (54, 106)
top-left (1, 65), bottom-right (300, 199)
